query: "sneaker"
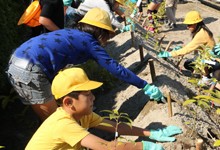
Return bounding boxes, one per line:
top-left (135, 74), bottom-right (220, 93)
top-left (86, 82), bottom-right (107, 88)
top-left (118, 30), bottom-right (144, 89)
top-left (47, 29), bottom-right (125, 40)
top-left (198, 76), bottom-right (214, 86)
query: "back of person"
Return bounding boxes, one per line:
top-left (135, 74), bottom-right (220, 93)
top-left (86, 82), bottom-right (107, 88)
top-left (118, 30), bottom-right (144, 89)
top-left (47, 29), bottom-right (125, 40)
top-left (13, 29), bottom-right (97, 80)
top-left (40, 0), bottom-right (64, 32)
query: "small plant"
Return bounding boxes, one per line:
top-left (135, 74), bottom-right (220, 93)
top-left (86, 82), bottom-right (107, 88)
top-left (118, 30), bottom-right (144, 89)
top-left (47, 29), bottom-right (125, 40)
top-left (99, 109), bottom-right (133, 149)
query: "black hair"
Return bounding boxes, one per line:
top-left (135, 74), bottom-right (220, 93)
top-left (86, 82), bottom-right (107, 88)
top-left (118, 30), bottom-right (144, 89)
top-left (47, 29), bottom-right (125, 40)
top-left (77, 23), bottom-right (115, 46)
top-left (191, 21), bottom-right (213, 39)
top-left (56, 91), bottom-right (81, 106)
top-left (105, 0), bottom-right (115, 11)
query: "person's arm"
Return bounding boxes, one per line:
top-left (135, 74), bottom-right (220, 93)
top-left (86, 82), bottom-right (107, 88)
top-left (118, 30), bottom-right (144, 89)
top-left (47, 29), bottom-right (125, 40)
top-left (39, 16), bottom-right (60, 31)
top-left (90, 44), bottom-right (147, 88)
top-left (170, 29), bottom-right (211, 57)
top-left (80, 133), bottom-right (143, 150)
top-left (95, 119), bottom-right (151, 137)
top-left (115, 8), bottom-right (125, 18)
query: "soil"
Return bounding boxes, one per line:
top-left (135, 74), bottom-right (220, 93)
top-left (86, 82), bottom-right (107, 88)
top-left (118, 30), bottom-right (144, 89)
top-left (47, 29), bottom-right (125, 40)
top-left (91, 1), bottom-right (220, 150)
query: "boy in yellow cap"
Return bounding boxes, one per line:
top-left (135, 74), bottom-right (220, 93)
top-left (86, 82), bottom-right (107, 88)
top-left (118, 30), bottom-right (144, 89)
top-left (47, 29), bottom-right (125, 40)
top-left (25, 67), bottom-right (182, 150)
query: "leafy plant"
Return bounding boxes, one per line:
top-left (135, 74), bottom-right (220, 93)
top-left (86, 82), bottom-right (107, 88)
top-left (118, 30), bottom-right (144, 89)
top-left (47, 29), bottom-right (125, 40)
top-left (183, 89), bottom-right (220, 146)
top-left (99, 109), bottom-right (133, 149)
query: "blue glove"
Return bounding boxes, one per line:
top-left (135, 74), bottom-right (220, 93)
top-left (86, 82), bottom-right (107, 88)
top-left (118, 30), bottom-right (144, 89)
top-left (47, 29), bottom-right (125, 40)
top-left (172, 46), bottom-right (182, 51)
top-left (130, 0), bottom-right (138, 4)
top-left (149, 126), bottom-right (183, 142)
top-left (158, 51), bottom-right (171, 58)
top-left (212, 43), bottom-right (220, 56)
top-left (130, 8), bottom-right (137, 18)
top-left (142, 141), bottom-right (164, 150)
top-left (143, 84), bottom-right (163, 101)
top-left (120, 24), bottom-right (135, 32)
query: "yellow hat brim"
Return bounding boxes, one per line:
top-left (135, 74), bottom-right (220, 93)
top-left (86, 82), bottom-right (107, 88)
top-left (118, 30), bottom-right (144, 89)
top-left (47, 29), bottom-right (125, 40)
top-left (79, 18), bottom-right (114, 32)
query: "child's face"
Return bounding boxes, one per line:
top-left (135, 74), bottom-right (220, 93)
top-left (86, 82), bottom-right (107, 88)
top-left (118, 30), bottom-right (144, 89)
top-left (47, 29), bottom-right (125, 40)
top-left (74, 91), bottom-right (95, 115)
top-left (187, 24), bottom-right (197, 33)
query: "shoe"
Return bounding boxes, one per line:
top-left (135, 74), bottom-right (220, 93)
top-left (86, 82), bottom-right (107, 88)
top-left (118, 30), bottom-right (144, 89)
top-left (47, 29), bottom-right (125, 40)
top-left (198, 76), bottom-right (214, 86)
top-left (164, 22), bottom-right (177, 30)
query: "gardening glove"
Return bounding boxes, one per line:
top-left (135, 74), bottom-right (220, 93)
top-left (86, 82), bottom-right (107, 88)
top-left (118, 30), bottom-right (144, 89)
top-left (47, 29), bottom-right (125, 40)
top-left (210, 43), bottom-right (220, 57)
top-left (130, 8), bottom-right (137, 18)
top-left (149, 126), bottom-right (183, 142)
top-left (120, 24), bottom-right (135, 33)
top-left (158, 51), bottom-right (171, 58)
top-left (172, 46), bottom-right (182, 51)
top-left (142, 141), bottom-right (164, 150)
top-left (143, 84), bottom-right (163, 101)
top-left (126, 18), bottom-right (133, 24)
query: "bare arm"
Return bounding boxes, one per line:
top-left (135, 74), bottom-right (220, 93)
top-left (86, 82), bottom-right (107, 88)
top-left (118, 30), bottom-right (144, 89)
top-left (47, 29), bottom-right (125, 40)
top-left (39, 16), bottom-right (60, 31)
top-left (95, 119), bottom-right (151, 137)
top-left (80, 133), bottom-right (143, 150)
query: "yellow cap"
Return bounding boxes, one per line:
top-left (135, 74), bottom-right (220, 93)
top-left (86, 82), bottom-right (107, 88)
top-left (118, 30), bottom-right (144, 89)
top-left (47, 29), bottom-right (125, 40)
top-left (116, 0), bottom-right (124, 5)
top-left (17, 0), bottom-right (41, 27)
top-left (52, 68), bottom-right (103, 99)
top-left (183, 11), bottom-right (203, 24)
top-left (79, 8), bottom-right (114, 32)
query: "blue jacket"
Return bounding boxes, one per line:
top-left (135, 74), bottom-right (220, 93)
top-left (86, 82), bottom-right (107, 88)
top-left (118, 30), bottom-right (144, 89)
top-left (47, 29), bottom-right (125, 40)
top-left (14, 29), bottom-right (147, 88)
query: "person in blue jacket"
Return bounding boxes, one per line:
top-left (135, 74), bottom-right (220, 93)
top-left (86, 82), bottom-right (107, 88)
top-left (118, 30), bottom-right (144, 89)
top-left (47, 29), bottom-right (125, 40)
top-left (7, 8), bottom-right (163, 121)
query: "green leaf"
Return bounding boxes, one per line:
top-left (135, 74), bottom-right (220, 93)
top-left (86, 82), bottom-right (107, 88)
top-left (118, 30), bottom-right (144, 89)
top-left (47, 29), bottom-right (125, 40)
top-left (120, 116), bottom-right (133, 124)
top-left (197, 100), bottom-right (210, 109)
top-left (184, 121), bottom-right (191, 125)
top-left (183, 99), bottom-right (197, 106)
top-left (100, 110), bottom-right (113, 114)
top-left (109, 114), bottom-right (118, 120)
top-left (214, 140), bottom-right (220, 147)
top-left (99, 123), bottom-right (114, 128)
top-left (113, 109), bottom-right (119, 115)
top-left (216, 109), bottom-right (220, 115)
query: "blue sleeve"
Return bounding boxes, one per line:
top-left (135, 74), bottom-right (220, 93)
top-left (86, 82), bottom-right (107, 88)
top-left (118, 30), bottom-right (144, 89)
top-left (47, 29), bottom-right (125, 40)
top-left (89, 42), bottom-right (147, 89)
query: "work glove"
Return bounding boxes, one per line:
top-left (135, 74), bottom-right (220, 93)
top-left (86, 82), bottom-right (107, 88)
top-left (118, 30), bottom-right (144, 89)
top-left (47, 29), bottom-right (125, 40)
top-left (158, 51), bottom-right (171, 58)
top-left (120, 24), bottom-right (135, 33)
top-left (149, 126), bottom-right (183, 142)
top-left (172, 46), bottom-right (182, 51)
top-left (143, 84), bottom-right (163, 101)
top-left (130, 8), bottom-right (137, 18)
top-left (126, 18), bottom-right (133, 24)
top-left (129, 0), bottom-right (138, 4)
top-left (210, 43), bottom-right (220, 57)
top-left (142, 141), bottom-right (164, 150)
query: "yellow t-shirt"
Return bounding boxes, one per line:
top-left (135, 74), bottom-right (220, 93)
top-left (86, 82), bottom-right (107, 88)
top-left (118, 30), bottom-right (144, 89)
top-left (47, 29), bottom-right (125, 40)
top-left (25, 107), bottom-right (103, 150)
top-left (170, 28), bottom-right (215, 57)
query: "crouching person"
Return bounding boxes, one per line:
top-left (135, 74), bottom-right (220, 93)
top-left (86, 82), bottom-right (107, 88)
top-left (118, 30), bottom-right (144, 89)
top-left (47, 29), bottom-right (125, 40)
top-left (25, 67), bottom-right (183, 150)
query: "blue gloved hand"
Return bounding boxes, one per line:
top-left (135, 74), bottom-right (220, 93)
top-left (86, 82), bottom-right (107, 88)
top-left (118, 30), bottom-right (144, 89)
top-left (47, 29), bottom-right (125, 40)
top-left (130, 8), bottom-right (137, 18)
top-left (126, 18), bottom-right (133, 24)
top-left (120, 24), bottom-right (135, 32)
top-left (158, 51), bottom-right (171, 58)
top-left (130, 0), bottom-right (138, 4)
top-left (211, 43), bottom-right (220, 57)
top-left (172, 46), bottom-right (182, 51)
top-left (149, 126), bottom-right (183, 142)
top-left (143, 84), bottom-right (163, 101)
top-left (142, 141), bottom-right (164, 150)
